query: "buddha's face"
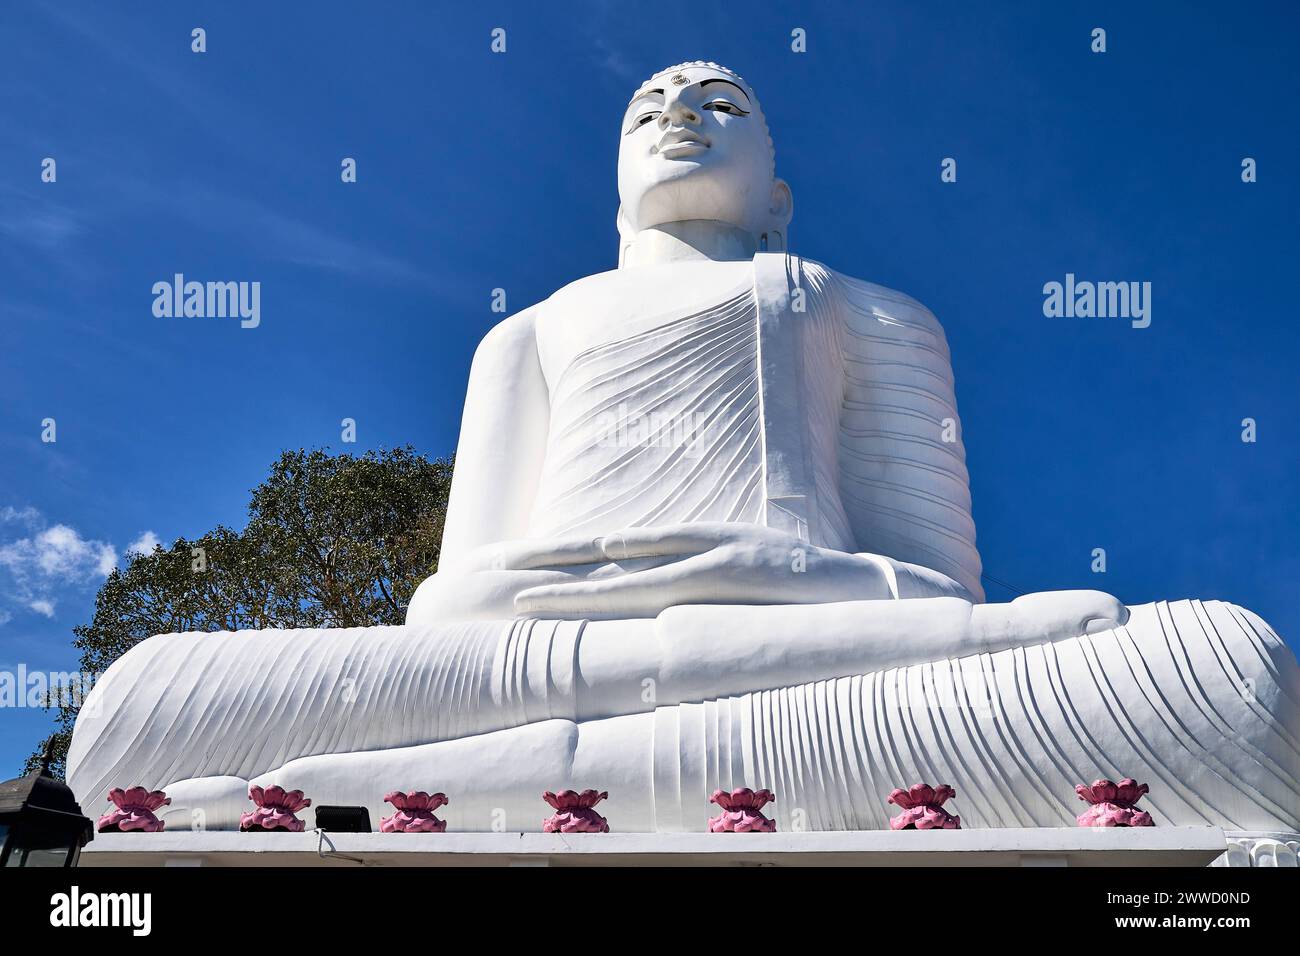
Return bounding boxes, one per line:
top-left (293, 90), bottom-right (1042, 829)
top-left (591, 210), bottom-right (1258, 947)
top-left (617, 66), bottom-right (790, 239)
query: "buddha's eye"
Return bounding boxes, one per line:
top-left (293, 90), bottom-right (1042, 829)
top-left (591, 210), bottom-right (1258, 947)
top-left (626, 111), bottom-right (661, 133)
top-left (702, 100), bottom-right (749, 116)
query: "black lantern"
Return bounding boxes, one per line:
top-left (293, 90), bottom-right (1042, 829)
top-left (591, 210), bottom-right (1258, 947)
top-left (0, 739), bottom-right (94, 867)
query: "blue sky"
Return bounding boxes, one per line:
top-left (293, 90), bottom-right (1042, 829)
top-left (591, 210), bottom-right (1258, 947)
top-left (1, 0), bottom-right (1297, 774)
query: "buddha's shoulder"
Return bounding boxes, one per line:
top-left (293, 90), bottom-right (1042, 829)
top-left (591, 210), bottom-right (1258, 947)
top-left (474, 269), bottom-right (649, 357)
top-left (475, 306), bottom-right (540, 357)
top-left (800, 257), bottom-right (945, 333)
top-left (546, 261), bottom-right (753, 301)
top-left (540, 266), bottom-right (630, 304)
top-left (535, 262), bottom-right (757, 332)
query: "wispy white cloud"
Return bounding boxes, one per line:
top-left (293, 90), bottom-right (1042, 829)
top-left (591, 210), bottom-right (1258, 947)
top-left (590, 34), bottom-right (644, 85)
top-left (126, 530), bottom-right (161, 556)
top-left (21, 3), bottom-right (439, 292)
top-left (0, 506), bottom-right (42, 527)
top-left (28, 599), bottom-right (55, 618)
top-left (0, 508), bottom-right (119, 625)
top-left (0, 194), bottom-right (86, 252)
top-left (0, 523), bottom-right (116, 579)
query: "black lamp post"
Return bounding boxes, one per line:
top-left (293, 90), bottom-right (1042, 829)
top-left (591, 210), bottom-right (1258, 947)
top-left (0, 738), bottom-right (94, 867)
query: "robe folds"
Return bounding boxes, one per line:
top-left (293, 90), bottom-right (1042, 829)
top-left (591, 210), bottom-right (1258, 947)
top-left (67, 600), bottom-right (1300, 833)
top-left (527, 256), bottom-right (982, 600)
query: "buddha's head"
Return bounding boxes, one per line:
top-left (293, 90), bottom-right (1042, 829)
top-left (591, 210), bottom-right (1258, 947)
top-left (617, 62), bottom-right (792, 260)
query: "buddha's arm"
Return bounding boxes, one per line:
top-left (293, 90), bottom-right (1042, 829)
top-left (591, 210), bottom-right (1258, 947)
top-left (438, 308), bottom-right (550, 567)
top-left (579, 590), bottom-right (1129, 715)
top-left (827, 266), bottom-right (985, 602)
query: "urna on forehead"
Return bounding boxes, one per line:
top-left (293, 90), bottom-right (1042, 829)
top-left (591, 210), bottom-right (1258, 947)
top-left (631, 61), bottom-right (760, 106)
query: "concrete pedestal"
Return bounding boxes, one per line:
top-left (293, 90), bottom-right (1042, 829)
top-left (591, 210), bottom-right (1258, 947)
top-left (81, 826), bottom-right (1232, 867)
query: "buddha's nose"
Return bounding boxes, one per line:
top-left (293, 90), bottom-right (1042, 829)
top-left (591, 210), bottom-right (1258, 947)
top-left (659, 101), bottom-right (700, 129)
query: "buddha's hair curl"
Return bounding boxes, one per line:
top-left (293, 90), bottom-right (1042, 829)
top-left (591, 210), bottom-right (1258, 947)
top-left (633, 61), bottom-right (775, 178)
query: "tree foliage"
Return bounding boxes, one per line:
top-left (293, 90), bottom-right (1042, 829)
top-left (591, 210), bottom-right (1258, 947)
top-left (24, 446), bottom-right (452, 777)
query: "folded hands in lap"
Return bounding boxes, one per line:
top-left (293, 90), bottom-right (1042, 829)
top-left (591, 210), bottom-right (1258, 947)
top-left (413, 522), bottom-right (960, 621)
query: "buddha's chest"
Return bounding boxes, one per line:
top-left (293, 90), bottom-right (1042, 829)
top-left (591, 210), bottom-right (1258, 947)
top-left (526, 262), bottom-right (768, 538)
top-left (533, 262), bottom-right (755, 387)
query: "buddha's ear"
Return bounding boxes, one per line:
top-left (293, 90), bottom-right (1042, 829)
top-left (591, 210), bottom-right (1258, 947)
top-left (616, 204), bottom-right (635, 241)
top-left (769, 179), bottom-right (793, 228)
top-left (615, 204), bottom-right (635, 267)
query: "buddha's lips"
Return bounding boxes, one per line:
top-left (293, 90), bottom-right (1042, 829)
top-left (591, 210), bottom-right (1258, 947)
top-left (654, 133), bottom-right (710, 156)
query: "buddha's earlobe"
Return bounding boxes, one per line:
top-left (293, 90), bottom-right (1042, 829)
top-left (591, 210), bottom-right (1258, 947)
top-left (616, 203), bottom-right (635, 239)
top-left (616, 204), bottom-right (635, 267)
top-left (769, 179), bottom-right (793, 227)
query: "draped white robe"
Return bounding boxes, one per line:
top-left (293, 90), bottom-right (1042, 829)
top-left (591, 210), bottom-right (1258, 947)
top-left (525, 255), bottom-right (982, 598)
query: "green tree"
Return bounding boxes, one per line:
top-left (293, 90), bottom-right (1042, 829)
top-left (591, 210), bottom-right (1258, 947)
top-left (24, 446), bottom-right (452, 778)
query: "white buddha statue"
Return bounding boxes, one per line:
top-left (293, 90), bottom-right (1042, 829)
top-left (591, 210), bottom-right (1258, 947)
top-left (68, 63), bottom-right (1300, 838)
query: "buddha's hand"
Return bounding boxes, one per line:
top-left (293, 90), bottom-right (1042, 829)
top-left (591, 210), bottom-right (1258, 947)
top-left (510, 521), bottom-right (959, 619)
top-left (406, 536), bottom-right (617, 622)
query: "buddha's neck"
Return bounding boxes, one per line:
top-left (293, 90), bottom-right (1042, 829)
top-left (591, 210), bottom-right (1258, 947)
top-left (622, 221), bottom-right (758, 267)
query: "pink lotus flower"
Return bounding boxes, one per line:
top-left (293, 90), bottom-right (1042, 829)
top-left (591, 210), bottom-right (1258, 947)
top-left (708, 787), bottom-right (776, 832)
top-left (1075, 778), bottom-right (1155, 827)
top-left (1075, 778), bottom-right (1148, 807)
top-left (240, 785), bottom-right (312, 832)
top-left (542, 789), bottom-right (609, 833)
top-left (380, 790), bottom-right (449, 833)
top-left (888, 783), bottom-right (961, 830)
top-left (97, 787), bottom-right (170, 833)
